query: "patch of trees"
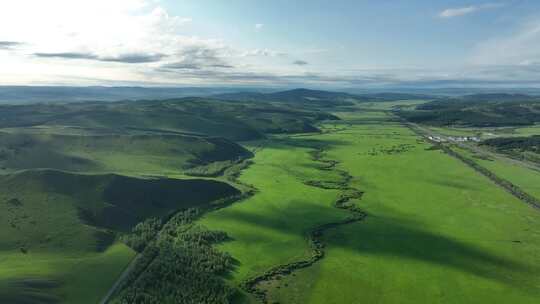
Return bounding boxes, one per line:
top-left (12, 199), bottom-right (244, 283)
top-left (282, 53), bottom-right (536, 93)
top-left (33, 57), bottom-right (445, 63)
top-left (400, 98), bottom-right (540, 127)
top-left (365, 144), bottom-right (414, 156)
top-left (482, 136), bottom-right (540, 154)
top-left (112, 209), bottom-right (236, 304)
top-left (121, 218), bottom-right (162, 252)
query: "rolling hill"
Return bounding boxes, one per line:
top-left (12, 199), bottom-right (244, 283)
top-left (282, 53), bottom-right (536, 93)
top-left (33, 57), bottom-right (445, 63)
top-left (214, 88), bottom-right (361, 106)
top-left (0, 169), bottom-right (240, 304)
top-left (400, 94), bottom-right (540, 127)
top-left (0, 132), bottom-right (252, 176)
top-left (0, 97), bottom-right (336, 141)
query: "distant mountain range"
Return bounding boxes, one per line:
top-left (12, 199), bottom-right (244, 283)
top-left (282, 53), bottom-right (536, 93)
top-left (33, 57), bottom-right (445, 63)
top-left (0, 86), bottom-right (434, 105)
top-left (0, 86), bottom-right (276, 104)
top-left (2, 85), bottom-right (539, 105)
top-left (214, 88), bottom-right (434, 105)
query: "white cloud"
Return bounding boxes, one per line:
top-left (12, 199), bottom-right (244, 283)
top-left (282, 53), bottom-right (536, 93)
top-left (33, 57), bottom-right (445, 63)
top-left (439, 6), bottom-right (477, 18)
top-left (471, 19), bottom-right (540, 65)
top-left (255, 23), bottom-right (264, 31)
top-left (439, 3), bottom-right (503, 18)
top-left (0, 0), bottom-right (229, 84)
top-left (240, 48), bottom-right (286, 57)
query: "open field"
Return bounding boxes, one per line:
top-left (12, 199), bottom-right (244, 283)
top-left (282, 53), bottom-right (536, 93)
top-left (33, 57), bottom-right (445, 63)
top-left (2, 90), bottom-right (540, 303)
top-left (199, 138), bottom-right (351, 302)
top-left (203, 110), bottom-right (540, 303)
top-left (451, 146), bottom-right (540, 201)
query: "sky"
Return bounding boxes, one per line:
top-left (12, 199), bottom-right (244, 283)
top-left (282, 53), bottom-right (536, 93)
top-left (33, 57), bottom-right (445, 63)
top-left (0, 0), bottom-right (539, 88)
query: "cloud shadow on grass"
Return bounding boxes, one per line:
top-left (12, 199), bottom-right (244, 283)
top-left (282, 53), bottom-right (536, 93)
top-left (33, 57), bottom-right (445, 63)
top-left (218, 201), bottom-right (540, 292)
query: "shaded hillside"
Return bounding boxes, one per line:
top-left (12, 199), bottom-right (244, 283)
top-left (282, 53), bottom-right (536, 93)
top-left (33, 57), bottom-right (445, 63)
top-left (214, 88), bottom-right (361, 107)
top-left (358, 92), bottom-right (433, 101)
top-left (0, 132), bottom-right (251, 175)
top-left (482, 135), bottom-right (540, 163)
top-left (215, 88), bottom-right (432, 105)
top-left (0, 86), bottom-right (275, 104)
top-left (0, 98), bottom-right (335, 140)
top-left (0, 170), bottom-right (239, 254)
top-left (399, 95), bottom-right (540, 127)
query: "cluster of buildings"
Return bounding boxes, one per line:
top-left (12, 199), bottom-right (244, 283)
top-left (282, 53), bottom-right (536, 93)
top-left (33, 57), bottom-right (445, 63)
top-left (427, 135), bottom-right (480, 143)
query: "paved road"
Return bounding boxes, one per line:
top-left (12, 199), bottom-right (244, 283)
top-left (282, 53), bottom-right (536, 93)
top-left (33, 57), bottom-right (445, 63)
top-left (98, 254), bottom-right (140, 304)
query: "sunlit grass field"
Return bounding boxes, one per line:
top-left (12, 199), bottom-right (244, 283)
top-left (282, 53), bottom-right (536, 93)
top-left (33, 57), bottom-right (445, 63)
top-left (206, 110), bottom-right (540, 303)
top-left (200, 140), bottom-right (349, 284)
top-left (453, 146), bottom-right (540, 201)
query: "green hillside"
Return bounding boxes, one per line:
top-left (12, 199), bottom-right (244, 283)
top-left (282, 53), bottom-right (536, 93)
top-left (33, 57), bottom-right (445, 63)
top-left (0, 170), bottom-right (240, 303)
top-left (0, 98), bottom-right (335, 141)
top-left (400, 95), bottom-right (540, 127)
top-left (0, 132), bottom-right (251, 176)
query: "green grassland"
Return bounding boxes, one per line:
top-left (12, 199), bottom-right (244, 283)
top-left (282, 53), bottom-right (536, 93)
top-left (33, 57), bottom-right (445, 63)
top-left (0, 132), bottom-right (251, 176)
top-left (0, 98), bottom-right (334, 141)
top-left (0, 169), bottom-right (240, 303)
top-left (202, 110), bottom-right (540, 303)
top-left (452, 146), bottom-right (540, 201)
top-left (514, 124), bottom-right (540, 136)
top-left (199, 138), bottom-right (351, 298)
top-left (0, 96), bottom-right (342, 304)
top-left (3, 92), bottom-right (540, 303)
top-left (0, 243), bottom-right (133, 304)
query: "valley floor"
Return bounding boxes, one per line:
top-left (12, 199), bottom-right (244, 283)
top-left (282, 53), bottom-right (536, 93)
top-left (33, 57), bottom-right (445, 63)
top-left (202, 109), bottom-right (540, 303)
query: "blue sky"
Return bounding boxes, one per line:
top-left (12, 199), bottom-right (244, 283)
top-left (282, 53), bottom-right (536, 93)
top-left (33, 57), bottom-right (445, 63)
top-left (0, 0), bottom-right (539, 87)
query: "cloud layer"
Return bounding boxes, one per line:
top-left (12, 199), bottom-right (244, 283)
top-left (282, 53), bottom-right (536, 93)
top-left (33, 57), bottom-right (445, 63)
top-left (439, 3), bottom-right (502, 18)
top-left (0, 41), bottom-right (23, 50)
top-left (34, 52), bottom-right (166, 63)
top-left (0, 0), bottom-right (538, 88)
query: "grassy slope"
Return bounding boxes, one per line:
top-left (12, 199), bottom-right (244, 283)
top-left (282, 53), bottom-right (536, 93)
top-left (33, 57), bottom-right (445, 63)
top-left (0, 132), bottom-right (251, 176)
top-left (0, 243), bottom-right (133, 304)
top-left (267, 111), bottom-right (540, 304)
top-left (0, 170), bottom-right (240, 303)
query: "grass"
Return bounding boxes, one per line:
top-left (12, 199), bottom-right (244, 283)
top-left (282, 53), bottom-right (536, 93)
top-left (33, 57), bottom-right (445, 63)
top-left (199, 138), bottom-right (351, 302)
top-left (514, 124), bottom-right (540, 136)
top-left (0, 132), bottom-right (251, 176)
top-left (205, 110), bottom-right (540, 303)
top-left (3, 95), bottom-right (540, 303)
top-left (452, 146), bottom-right (540, 201)
top-left (0, 243), bottom-right (134, 304)
top-left (0, 169), bottom-right (240, 303)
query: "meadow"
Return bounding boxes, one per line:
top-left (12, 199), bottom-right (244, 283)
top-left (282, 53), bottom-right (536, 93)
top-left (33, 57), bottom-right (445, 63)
top-left (0, 94), bottom-right (338, 304)
top-left (3, 92), bottom-right (540, 303)
top-left (451, 146), bottom-right (540, 201)
top-left (202, 110), bottom-right (540, 303)
top-left (199, 138), bottom-right (351, 302)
